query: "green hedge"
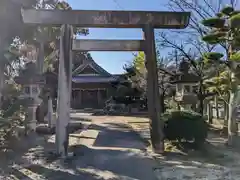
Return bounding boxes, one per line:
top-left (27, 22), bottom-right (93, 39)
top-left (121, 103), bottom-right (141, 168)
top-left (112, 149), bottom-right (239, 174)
top-left (162, 110), bottom-right (208, 146)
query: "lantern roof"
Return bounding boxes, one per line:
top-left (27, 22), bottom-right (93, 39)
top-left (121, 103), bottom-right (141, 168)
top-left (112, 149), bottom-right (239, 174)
top-left (21, 62), bottom-right (38, 75)
top-left (175, 94), bottom-right (198, 104)
top-left (171, 59), bottom-right (200, 84)
top-left (15, 62), bottom-right (45, 84)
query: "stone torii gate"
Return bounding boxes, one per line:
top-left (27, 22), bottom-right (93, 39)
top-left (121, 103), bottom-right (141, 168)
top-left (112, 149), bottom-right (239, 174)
top-left (21, 9), bottom-right (190, 156)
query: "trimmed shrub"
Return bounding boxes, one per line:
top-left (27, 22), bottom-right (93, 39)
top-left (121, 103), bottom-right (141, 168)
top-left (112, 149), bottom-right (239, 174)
top-left (162, 110), bottom-right (208, 146)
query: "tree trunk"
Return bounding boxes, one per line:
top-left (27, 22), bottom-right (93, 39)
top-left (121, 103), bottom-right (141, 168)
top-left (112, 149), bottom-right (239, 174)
top-left (198, 96), bottom-right (204, 115)
top-left (0, 67), bottom-right (4, 108)
top-left (215, 96), bottom-right (219, 119)
top-left (227, 92), bottom-right (236, 145)
top-left (198, 82), bottom-right (204, 115)
top-left (207, 103), bottom-right (213, 124)
top-left (203, 99), bottom-right (208, 115)
top-left (228, 70), bottom-right (240, 146)
top-left (223, 100), bottom-right (229, 133)
top-left (160, 93), bottom-right (165, 113)
top-left (227, 88), bottom-right (240, 146)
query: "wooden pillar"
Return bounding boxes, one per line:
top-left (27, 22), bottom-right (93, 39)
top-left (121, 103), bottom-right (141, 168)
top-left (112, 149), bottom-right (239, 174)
top-left (79, 90), bottom-right (82, 108)
top-left (143, 24), bottom-right (164, 153)
top-left (56, 24), bottom-right (73, 157)
top-left (97, 89), bottom-right (101, 107)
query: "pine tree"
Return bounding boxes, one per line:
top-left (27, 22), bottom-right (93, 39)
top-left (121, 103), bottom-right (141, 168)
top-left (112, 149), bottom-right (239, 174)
top-left (202, 6), bottom-right (240, 145)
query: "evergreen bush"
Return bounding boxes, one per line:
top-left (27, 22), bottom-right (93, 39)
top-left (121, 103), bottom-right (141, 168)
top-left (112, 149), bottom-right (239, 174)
top-left (162, 110), bottom-right (208, 146)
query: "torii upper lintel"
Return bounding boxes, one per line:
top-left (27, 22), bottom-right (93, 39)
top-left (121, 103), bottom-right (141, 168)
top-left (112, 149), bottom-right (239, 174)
top-left (21, 9), bottom-right (190, 29)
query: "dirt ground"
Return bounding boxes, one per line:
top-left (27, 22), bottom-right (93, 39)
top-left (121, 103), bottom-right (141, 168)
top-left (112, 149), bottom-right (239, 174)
top-left (1, 113), bottom-right (240, 179)
top-left (125, 115), bottom-right (240, 180)
top-left (0, 114), bottom-right (156, 180)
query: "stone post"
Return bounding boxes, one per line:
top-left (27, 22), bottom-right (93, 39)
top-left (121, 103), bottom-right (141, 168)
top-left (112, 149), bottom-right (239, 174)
top-left (48, 96), bottom-right (54, 128)
top-left (55, 25), bottom-right (73, 157)
top-left (26, 100), bottom-right (37, 132)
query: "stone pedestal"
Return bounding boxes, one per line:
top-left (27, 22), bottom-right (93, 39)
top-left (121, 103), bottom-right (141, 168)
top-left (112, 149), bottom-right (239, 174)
top-left (31, 86), bottom-right (42, 131)
top-left (18, 84), bottom-right (42, 133)
top-left (26, 105), bottom-right (37, 131)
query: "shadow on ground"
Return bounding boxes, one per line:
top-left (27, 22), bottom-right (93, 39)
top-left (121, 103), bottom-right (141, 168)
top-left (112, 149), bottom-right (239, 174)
top-left (154, 133), bottom-right (240, 179)
top-left (11, 163), bottom-right (102, 180)
top-left (70, 117), bottom-right (92, 123)
top-left (0, 132), bottom-right (56, 175)
top-left (92, 111), bottom-right (149, 118)
top-left (8, 119), bottom-right (156, 180)
top-left (89, 123), bottom-right (147, 150)
top-left (0, 117), bottom-right (87, 177)
top-left (12, 144), bottom-right (154, 180)
top-left (72, 108), bottom-right (149, 118)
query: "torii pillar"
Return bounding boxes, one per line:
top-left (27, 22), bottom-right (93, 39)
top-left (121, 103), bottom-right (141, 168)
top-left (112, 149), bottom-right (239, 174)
top-left (55, 25), bottom-right (73, 156)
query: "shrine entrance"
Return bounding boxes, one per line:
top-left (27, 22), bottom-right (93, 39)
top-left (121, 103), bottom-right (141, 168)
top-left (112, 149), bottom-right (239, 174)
top-left (21, 9), bottom-right (190, 156)
top-left (81, 90), bottom-right (98, 108)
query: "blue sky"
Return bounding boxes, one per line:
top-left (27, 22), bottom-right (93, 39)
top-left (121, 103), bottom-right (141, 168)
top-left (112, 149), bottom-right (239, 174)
top-left (65, 0), bottom-right (240, 74)
top-left (66, 0), bottom-right (168, 74)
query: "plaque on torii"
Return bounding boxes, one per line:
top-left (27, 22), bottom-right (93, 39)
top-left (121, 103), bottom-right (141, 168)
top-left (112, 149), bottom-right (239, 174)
top-left (21, 9), bottom-right (190, 156)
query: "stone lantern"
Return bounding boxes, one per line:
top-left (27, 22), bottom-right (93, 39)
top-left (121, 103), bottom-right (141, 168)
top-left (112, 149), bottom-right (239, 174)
top-left (15, 45), bottom-right (45, 133)
top-left (172, 60), bottom-right (200, 110)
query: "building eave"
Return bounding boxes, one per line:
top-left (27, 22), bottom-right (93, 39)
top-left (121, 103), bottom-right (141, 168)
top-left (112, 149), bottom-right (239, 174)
top-left (72, 75), bottom-right (118, 83)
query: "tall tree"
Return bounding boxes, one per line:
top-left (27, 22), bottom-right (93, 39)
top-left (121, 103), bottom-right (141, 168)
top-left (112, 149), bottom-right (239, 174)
top-left (0, 0), bottom-right (89, 123)
top-left (0, 0), bottom-right (37, 106)
top-left (202, 6), bottom-right (240, 145)
top-left (125, 52), bottom-right (174, 112)
top-left (124, 52), bottom-right (147, 97)
top-left (204, 67), bottom-right (231, 126)
top-left (165, 0), bottom-right (239, 55)
top-left (158, 0), bottom-right (234, 115)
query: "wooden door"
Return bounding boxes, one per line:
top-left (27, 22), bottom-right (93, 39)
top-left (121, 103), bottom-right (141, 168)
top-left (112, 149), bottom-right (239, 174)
top-left (82, 90), bottom-right (98, 108)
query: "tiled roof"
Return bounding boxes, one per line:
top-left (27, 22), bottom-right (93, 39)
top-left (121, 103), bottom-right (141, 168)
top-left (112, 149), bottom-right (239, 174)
top-left (72, 76), bottom-right (118, 83)
top-left (72, 59), bottom-right (111, 76)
